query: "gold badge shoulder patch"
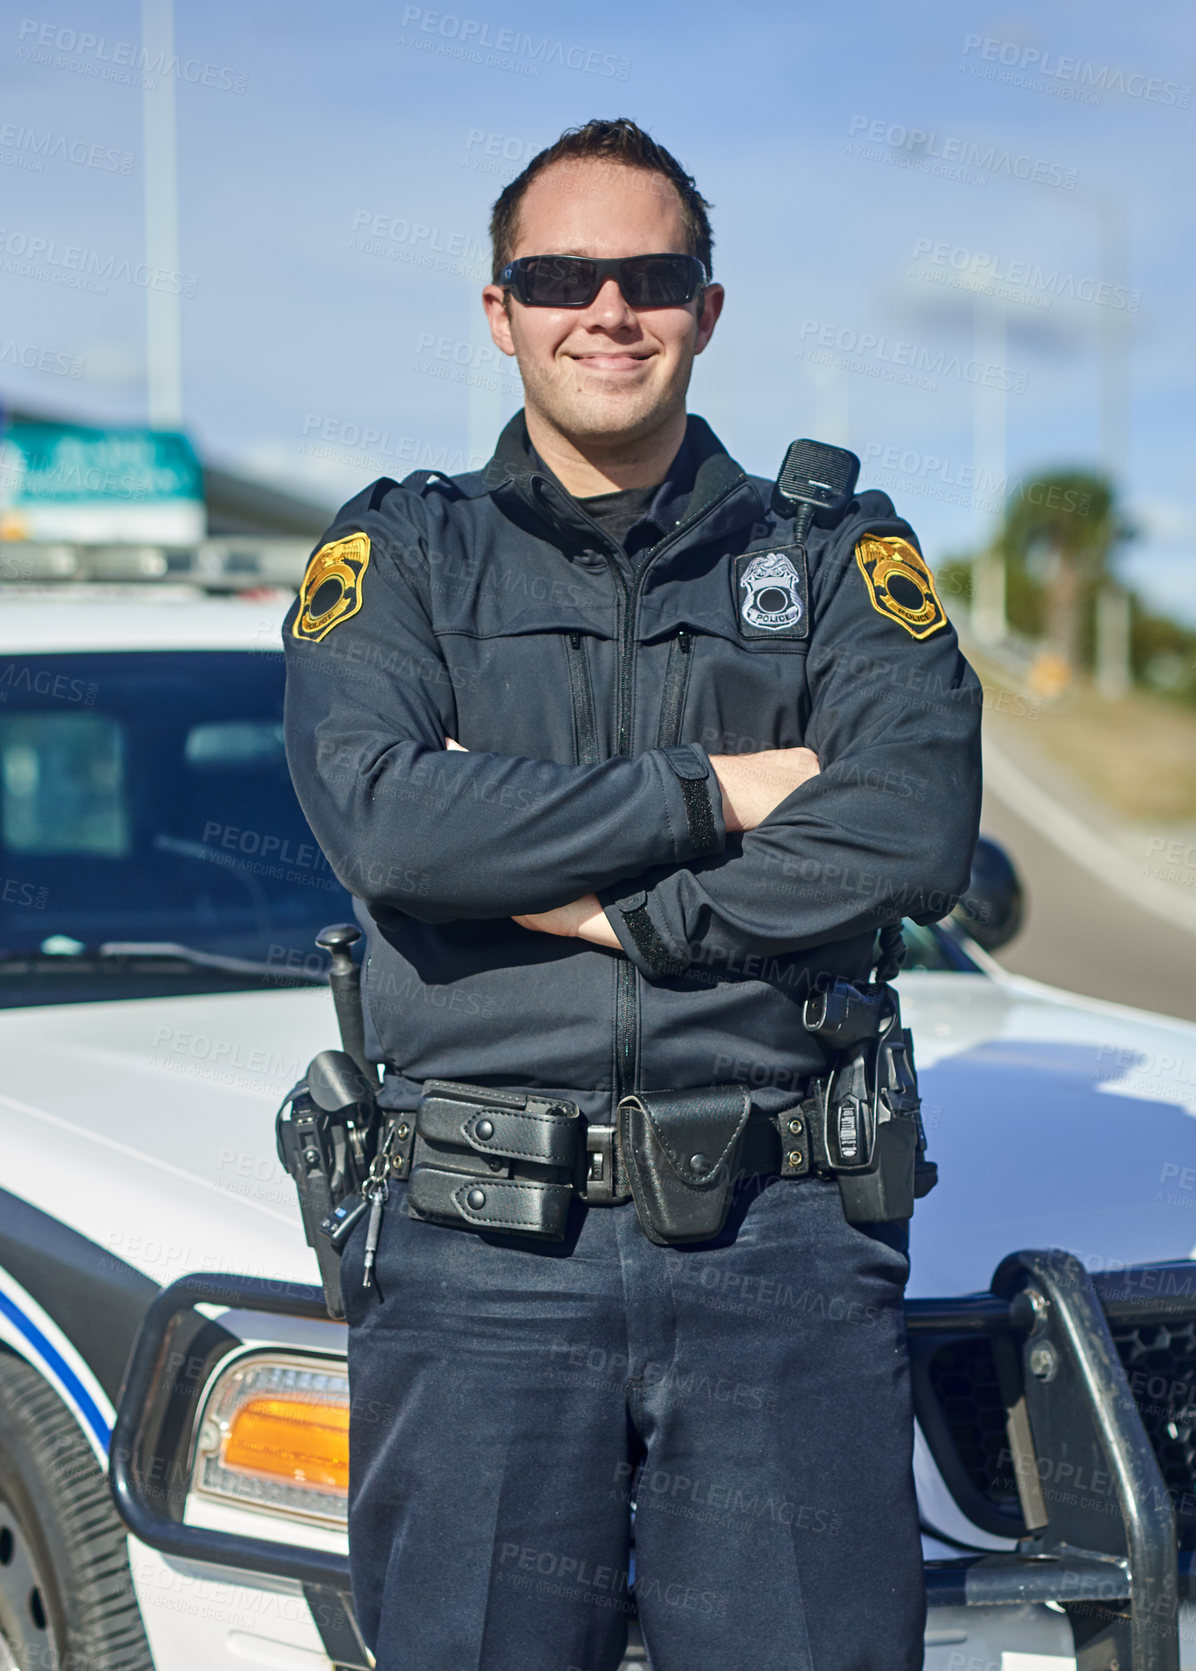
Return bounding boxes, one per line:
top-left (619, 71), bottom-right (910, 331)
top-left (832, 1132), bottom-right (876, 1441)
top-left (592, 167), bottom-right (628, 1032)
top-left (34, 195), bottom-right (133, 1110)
top-left (853, 534), bottom-right (946, 639)
top-left (293, 532), bottom-right (371, 642)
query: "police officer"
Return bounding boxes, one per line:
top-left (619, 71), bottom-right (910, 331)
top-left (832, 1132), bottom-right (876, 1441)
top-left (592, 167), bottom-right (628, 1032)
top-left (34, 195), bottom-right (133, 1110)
top-left (284, 118), bottom-right (982, 1671)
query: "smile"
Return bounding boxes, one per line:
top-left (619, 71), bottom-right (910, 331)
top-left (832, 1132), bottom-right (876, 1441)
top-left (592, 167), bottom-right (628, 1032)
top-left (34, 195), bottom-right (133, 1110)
top-left (570, 353), bottom-right (652, 370)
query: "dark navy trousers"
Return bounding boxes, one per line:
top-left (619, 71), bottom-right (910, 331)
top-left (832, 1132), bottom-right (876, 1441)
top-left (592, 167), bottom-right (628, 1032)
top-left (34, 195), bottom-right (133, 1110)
top-left (341, 1172), bottom-right (924, 1671)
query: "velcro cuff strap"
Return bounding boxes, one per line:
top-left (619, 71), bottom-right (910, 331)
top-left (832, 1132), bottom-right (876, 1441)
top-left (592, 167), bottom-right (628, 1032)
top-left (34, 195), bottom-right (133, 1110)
top-left (617, 896), bottom-right (689, 978)
top-left (408, 1166), bottom-right (571, 1239)
top-left (660, 744), bottom-right (721, 858)
top-left (679, 777), bottom-right (718, 856)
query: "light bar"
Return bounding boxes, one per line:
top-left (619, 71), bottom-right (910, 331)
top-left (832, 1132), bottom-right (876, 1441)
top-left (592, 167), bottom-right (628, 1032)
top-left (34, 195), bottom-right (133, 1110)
top-left (0, 538), bottom-right (312, 588)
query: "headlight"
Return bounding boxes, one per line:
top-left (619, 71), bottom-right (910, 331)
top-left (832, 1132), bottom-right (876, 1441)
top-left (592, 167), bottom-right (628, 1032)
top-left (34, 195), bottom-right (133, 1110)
top-left (191, 1352), bottom-right (349, 1525)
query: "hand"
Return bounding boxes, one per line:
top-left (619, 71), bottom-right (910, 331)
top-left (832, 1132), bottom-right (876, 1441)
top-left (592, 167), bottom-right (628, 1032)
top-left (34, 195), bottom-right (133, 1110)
top-left (708, 746), bottom-right (821, 834)
top-left (512, 893), bottom-right (621, 950)
top-left (443, 738), bottom-right (617, 948)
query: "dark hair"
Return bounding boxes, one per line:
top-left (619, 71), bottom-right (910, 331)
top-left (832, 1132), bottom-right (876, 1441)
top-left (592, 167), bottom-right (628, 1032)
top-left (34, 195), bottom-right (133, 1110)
top-left (489, 117), bottom-right (714, 284)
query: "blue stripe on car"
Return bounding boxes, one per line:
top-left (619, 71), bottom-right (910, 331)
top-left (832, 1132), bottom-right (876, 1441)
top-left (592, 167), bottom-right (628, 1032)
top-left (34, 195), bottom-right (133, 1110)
top-left (0, 1286), bottom-right (112, 1449)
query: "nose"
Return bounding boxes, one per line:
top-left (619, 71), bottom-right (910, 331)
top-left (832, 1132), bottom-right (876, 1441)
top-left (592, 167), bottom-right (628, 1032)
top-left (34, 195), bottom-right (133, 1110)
top-left (585, 274), bottom-right (638, 327)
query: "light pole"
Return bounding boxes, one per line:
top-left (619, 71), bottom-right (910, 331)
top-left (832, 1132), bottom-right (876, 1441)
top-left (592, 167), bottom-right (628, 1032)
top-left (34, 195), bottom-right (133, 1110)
top-left (970, 288), bottom-right (1007, 645)
top-left (1092, 189), bottom-right (1132, 698)
top-left (142, 0), bottom-right (182, 429)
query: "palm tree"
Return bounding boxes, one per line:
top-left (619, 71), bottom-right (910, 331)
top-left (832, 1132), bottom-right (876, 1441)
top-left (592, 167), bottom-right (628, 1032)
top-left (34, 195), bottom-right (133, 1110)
top-left (1000, 470), bottom-right (1121, 673)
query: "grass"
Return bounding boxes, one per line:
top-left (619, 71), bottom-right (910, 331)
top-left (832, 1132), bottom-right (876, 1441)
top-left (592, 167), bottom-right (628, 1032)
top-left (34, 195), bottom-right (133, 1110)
top-left (968, 648), bottom-right (1196, 825)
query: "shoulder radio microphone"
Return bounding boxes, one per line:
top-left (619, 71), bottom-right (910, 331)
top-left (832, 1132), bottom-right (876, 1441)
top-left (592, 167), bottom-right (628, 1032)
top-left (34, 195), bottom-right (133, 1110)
top-left (772, 440), bottom-right (860, 545)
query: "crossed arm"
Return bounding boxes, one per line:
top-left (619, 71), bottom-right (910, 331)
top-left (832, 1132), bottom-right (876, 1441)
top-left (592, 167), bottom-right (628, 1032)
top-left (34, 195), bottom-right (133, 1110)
top-left (284, 511), bottom-right (981, 973)
top-left (444, 735), bottom-right (823, 951)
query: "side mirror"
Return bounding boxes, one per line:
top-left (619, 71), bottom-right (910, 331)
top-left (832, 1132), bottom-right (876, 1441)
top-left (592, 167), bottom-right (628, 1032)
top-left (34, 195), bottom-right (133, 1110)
top-left (950, 836), bottom-right (1024, 952)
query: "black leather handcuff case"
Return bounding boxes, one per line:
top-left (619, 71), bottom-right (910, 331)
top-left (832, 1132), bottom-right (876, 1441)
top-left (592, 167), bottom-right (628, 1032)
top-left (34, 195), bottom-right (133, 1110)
top-left (617, 1084), bottom-right (751, 1246)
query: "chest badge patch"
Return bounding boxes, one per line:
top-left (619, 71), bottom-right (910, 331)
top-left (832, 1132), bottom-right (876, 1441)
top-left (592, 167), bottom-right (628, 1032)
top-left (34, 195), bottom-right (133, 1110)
top-left (734, 547), bottom-right (809, 639)
top-left (853, 535), bottom-right (946, 639)
top-left (293, 532), bottom-right (371, 642)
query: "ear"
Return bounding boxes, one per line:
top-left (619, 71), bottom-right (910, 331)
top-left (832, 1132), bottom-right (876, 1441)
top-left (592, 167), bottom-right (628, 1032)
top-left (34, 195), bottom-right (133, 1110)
top-left (482, 284), bottom-right (518, 358)
top-left (693, 283), bottom-right (725, 355)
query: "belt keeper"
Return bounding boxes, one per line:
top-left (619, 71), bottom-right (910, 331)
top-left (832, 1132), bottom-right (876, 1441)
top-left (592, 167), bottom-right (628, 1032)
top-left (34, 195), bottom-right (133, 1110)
top-left (584, 1123), bottom-right (616, 1203)
top-left (777, 1096), bottom-right (818, 1177)
top-left (383, 1112), bottom-right (416, 1179)
top-left (583, 1122), bottom-right (630, 1204)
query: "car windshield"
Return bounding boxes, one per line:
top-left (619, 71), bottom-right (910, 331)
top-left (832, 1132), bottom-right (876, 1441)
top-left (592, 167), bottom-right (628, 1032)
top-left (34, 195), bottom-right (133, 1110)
top-left (0, 647), bottom-right (978, 1002)
top-left (899, 918), bottom-right (978, 973)
top-left (0, 650), bottom-right (352, 985)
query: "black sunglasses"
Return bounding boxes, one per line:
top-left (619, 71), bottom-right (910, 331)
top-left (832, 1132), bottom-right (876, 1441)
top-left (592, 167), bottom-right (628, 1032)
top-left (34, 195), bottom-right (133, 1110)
top-left (498, 253), bottom-right (707, 309)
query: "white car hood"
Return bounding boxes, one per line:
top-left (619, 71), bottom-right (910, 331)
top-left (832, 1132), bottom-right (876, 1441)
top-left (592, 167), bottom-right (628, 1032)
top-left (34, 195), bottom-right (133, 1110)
top-left (2, 972), bottom-right (1195, 1297)
top-left (0, 986), bottom-right (332, 1288)
top-left (903, 972), bottom-right (1196, 1296)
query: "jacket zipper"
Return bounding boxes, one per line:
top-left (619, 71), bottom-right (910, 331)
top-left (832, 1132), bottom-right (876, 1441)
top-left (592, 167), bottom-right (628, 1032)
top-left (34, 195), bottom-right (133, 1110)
top-left (609, 501), bottom-right (743, 1103)
top-left (656, 628), bottom-right (692, 748)
top-left (565, 632), bottom-right (600, 764)
top-left (605, 627), bottom-right (692, 1112)
top-left (531, 475), bottom-right (749, 1107)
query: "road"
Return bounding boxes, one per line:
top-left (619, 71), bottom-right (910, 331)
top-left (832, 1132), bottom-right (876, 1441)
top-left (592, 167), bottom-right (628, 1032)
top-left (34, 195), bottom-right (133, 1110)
top-left (978, 778), bottom-right (1196, 1025)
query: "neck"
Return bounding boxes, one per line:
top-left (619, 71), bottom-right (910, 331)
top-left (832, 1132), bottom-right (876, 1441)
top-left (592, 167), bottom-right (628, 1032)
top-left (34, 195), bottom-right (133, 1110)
top-left (524, 406), bottom-right (688, 495)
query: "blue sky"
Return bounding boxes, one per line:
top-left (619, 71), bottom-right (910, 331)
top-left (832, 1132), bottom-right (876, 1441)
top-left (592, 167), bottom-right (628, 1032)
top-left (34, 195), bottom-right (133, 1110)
top-left (2, 0), bottom-right (1194, 618)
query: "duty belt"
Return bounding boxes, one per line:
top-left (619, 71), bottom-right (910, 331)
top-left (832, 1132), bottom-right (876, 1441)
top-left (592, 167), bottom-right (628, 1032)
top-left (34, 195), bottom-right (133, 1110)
top-left (281, 930), bottom-right (933, 1307)
top-left (384, 1078), bottom-right (826, 1246)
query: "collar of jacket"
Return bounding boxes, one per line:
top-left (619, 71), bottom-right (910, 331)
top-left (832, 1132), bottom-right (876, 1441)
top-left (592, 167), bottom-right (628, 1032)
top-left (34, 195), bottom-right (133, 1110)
top-left (531, 422), bottom-right (697, 551)
top-left (476, 408), bottom-right (768, 559)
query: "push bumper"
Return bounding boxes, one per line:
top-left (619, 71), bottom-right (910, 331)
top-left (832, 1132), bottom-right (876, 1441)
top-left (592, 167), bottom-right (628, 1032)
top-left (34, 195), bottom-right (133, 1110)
top-left (111, 1251), bottom-right (1194, 1670)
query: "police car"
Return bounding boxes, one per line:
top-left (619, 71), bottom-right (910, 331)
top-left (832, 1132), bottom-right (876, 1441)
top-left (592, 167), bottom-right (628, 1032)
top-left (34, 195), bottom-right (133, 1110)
top-left (3, 583), bottom-right (1196, 1671)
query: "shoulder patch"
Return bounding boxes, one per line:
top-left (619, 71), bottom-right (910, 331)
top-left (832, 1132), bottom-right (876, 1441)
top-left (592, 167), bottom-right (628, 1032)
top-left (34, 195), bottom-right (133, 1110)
top-left (853, 535), bottom-right (945, 639)
top-left (733, 544), bottom-right (809, 639)
top-left (292, 532), bottom-right (371, 642)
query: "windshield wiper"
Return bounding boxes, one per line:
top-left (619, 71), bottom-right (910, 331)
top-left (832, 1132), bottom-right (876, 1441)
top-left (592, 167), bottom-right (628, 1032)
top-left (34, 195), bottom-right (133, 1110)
top-left (100, 942), bottom-right (328, 981)
top-left (0, 943), bottom-right (328, 983)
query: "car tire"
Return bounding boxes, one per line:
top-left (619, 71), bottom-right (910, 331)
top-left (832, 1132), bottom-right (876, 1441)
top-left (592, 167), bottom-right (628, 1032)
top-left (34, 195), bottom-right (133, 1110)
top-left (0, 1348), bottom-right (155, 1670)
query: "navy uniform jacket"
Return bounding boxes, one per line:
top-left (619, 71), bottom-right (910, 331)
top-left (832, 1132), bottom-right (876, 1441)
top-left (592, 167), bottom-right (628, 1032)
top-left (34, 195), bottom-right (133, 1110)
top-left (282, 411), bottom-right (983, 1121)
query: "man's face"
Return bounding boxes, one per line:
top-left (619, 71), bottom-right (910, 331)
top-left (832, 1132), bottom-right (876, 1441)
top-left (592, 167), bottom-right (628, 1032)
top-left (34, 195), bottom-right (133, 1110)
top-left (482, 159), bottom-right (724, 447)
